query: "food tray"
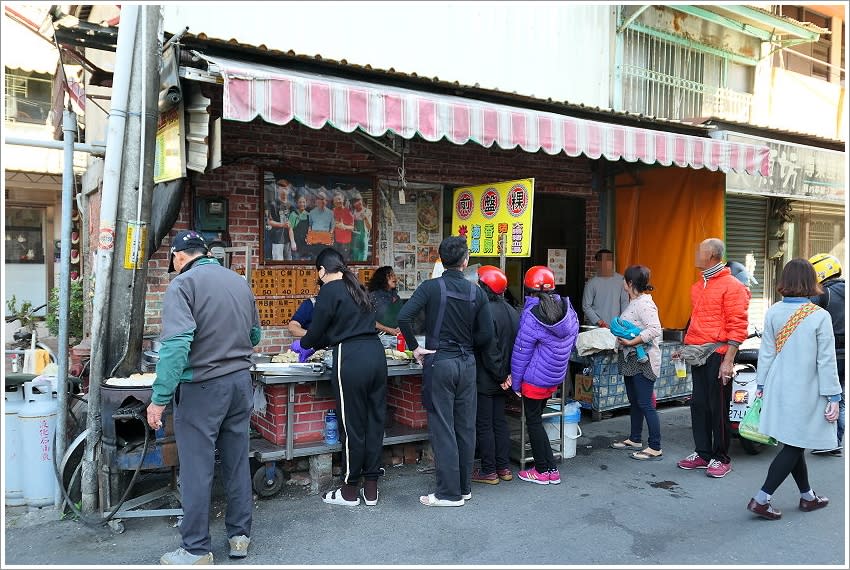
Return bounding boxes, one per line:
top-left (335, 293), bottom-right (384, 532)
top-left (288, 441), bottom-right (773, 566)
top-left (252, 362), bottom-right (325, 376)
top-left (386, 359), bottom-right (414, 367)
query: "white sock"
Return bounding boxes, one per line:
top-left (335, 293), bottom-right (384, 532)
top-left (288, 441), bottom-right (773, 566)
top-left (801, 489), bottom-right (816, 501)
top-left (755, 490), bottom-right (771, 504)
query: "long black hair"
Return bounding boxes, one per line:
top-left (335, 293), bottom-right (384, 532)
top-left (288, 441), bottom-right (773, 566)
top-left (527, 289), bottom-right (565, 325)
top-left (315, 247), bottom-right (372, 311)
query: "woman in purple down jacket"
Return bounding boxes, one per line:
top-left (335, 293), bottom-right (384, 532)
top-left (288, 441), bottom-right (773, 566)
top-left (511, 266), bottom-right (579, 485)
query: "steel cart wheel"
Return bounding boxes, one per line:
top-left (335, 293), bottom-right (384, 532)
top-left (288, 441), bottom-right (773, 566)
top-left (252, 463), bottom-right (284, 498)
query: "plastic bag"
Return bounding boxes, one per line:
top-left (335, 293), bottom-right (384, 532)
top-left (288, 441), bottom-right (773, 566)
top-left (252, 383), bottom-right (267, 416)
top-left (739, 397), bottom-right (778, 446)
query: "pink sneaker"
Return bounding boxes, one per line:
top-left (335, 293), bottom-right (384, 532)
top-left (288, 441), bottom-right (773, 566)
top-left (517, 468), bottom-right (550, 485)
top-left (677, 452), bottom-right (710, 470)
top-left (547, 469), bottom-right (561, 485)
top-left (706, 459), bottom-right (732, 478)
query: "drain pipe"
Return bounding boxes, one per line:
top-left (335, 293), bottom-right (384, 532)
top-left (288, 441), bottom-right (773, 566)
top-left (55, 109), bottom-right (77, 508)
top-left (80, 4), bottom-right (140, 516)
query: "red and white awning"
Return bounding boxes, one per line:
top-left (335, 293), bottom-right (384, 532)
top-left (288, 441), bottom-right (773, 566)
top-left (202, 55), bottom-right (770, 176)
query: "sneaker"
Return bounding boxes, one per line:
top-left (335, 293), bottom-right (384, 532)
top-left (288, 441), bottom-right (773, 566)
top-left (547, 469), bottom-right (561, 485)
top-left (706, 459), bottom-right (732, 478)
top-left (677, 452), bottom-right (710, 470)
top-left (160, 548), bottom-right (214, 565)
top-left (461, 492), bottom-right (472, 501)
top-left (827, 448), bottom-right (843, 457)
top-left (517, 467), bottom-right (550, 485)
top-left (471, 469), bottom-right (500, 485)
top-left (496, 468), bottom-right (513, 481)
top-left (228, 535), bottom-right (250, 559)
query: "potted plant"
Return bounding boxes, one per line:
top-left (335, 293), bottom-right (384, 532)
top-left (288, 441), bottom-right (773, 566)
top-left (46, 280), bottom-right (85, 346)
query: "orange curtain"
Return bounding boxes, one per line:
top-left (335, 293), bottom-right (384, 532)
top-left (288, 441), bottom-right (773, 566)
top-left (615, 168), bottom-right (725, 329)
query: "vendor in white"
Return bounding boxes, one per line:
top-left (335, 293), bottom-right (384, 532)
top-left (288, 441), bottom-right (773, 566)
top-left (582, 249), bottom-right (629, 328)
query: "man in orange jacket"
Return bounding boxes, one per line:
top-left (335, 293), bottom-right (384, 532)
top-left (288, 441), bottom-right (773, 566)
top-left (677, 238), bottom-right (750, 478)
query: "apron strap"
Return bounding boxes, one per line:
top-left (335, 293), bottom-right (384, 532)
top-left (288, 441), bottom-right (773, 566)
top-left (427, 277), bottom-right (477, 356)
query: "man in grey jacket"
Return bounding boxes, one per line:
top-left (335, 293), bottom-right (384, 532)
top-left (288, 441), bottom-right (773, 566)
top-left (582, 249), bottom-right (629, 328)
top-left (147, 230), bottom-right (262, 565)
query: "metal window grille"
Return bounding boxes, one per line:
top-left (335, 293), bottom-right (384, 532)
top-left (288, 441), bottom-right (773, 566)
top-left (621, 28), bottom-right (753, 122)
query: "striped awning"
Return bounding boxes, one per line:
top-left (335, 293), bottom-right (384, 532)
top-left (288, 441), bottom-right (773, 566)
top-left (202, 55), bottom-right (771, 176)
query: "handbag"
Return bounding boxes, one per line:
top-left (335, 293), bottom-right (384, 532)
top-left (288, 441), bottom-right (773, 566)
top-left (738, 397), bottom-right (778, 446)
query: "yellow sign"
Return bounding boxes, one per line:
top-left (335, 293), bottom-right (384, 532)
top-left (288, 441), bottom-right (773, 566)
top-left (451, 178), bottom-right (534, 257)
top-left (153, 104), bottom-right (186, 184)
top-left (123, 222), bottom-right (148, 269)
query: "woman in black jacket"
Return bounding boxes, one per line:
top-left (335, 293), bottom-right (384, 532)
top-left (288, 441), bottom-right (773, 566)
top-left (472, 266), bottom-right (520, 484)
top-left (301, 248), bottom-right (387, 506)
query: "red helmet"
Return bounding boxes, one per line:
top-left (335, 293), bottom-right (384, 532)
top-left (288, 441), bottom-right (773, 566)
top-left (524, 265), bottom-right (556, 291)
top-left (478, 265), bottom-right (508, 295)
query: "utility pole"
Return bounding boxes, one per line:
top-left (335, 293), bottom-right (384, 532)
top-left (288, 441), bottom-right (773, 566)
top-left (106, 6), bottom-right (160, 378)
top-left (80, 5), bottom-right (138, 515)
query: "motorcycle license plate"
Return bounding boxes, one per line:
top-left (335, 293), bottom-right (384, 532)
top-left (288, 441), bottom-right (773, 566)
top-left (729, 406), bottom-right (749, 421)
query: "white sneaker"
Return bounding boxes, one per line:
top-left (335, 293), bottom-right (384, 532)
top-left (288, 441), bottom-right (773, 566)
top-left (228, 535), bottom-right (250, 558)
top-left (160, 548), bottom-right (214, 565)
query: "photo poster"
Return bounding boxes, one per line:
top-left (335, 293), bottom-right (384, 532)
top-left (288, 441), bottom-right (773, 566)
top-left (377, 181), bottom-right (443, 298)
top-left (451, 178), bottom-right (534, 257)
top-left (261, 171), bottom-right (375, 265)
top-left (548, 248), bottom-right (567, 285)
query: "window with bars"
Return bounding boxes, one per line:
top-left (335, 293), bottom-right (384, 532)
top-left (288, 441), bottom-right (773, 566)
top-left (4, 69), bottom-right (53, 125)
top-left (620, 28), bottom-right (754, 122)
top-left (772, 6), bottom-right (839, 82)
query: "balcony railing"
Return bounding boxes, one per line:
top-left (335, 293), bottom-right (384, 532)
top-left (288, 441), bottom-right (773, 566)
top-left (621, 64), bottom-right (753, 122)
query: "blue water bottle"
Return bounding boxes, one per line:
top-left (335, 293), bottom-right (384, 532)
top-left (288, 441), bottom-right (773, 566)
top-left (324, 410), bottom-right (339, 445)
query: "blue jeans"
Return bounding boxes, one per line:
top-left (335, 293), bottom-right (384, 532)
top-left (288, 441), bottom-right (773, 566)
top-left (623, 372), bottom-right (661, 451)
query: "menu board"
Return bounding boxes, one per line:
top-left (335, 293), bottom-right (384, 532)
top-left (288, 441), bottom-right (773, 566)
top-left (247, 267), bottom-right (375, 326)
top-left (377, 182), bottom-right (443, 298)
top-left (547, 248), bottom-right (567, 285)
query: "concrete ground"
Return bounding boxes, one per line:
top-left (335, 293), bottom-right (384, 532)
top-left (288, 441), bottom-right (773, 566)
top-left (4, 402), bottom-right (847, 567)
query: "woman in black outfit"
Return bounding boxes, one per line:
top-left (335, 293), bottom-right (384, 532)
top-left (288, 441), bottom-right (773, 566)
top-left (301, 248), bottom-right (387, 506)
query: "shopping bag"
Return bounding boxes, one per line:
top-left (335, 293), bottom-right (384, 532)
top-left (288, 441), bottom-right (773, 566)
top-left (738, 397), bottom-right (778, 446)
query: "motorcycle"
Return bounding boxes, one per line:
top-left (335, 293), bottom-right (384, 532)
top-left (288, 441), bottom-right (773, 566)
top-left (4, 303), bottom-right (56, 374)
top-left (729, 329), bottom-right (764, 455)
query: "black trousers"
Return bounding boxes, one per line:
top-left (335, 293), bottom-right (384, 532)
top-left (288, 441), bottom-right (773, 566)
top-left (689, 352), bottom-right (733, 464)
top-left (475, 392), bottom-right (511, 474)
top-left (523, 396), bottom-right (557, 472)
top-left (174, 370), bottom-right (253, 555)
top-left (423, 354), bottom-right (477, 501)
top-left (332, 338), bottom-right (387, 484)
top-left (761, 444), bottom-right (810, 495)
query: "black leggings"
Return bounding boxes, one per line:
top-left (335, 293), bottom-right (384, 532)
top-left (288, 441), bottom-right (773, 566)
top-left (761, 443), bottom-right (811, 495)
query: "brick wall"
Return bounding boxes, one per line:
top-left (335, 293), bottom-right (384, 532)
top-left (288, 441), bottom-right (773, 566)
top-left (386, 375), bottom-right (429, 429)
top-left (143, 84), bottom-right (598, 350)
top-left (252, 383), bottom-right (337, 446)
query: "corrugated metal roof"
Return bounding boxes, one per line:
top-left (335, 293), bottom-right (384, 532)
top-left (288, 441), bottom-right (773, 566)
top-left (696, 117), bottom-right (846, 150)
top-left (179, 32), bottom-right (713, 137)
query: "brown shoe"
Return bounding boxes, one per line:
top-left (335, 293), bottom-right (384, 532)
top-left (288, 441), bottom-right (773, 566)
top-left (747, 498), bottom-right (782, 520)
top-left (799, 495), bottom-right (829, 512)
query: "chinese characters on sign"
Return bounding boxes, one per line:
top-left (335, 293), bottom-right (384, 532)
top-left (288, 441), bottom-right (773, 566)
top-left (452, 178), bottom-right (534, 257)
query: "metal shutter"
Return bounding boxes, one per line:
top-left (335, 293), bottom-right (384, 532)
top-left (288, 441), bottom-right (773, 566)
top-left (725, 194), bottom-right (768, 329)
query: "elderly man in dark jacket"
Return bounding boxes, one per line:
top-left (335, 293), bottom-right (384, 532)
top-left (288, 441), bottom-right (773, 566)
top-left (471, 266), bottom-right (520, 485)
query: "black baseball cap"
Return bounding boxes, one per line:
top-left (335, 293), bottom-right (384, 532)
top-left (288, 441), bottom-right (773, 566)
top-left (169, 230), bottom-right (207, 272)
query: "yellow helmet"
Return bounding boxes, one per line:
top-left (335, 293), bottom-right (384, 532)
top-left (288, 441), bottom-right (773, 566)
top-left (808, 253), bottom-right (842, 283)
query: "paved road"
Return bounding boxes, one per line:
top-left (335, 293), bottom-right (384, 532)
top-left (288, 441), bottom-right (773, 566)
top-left (4, 403), bottom-right (846, 566)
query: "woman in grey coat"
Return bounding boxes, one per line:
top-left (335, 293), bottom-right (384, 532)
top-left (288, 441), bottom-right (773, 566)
top-left (746, 258), bottom-right (842, 521)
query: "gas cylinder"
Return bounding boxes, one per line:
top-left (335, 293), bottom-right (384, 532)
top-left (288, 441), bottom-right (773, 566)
top-left (4, 386), bottom-right (26, 506)
top-left (18, 381), bottom-right (58, 508)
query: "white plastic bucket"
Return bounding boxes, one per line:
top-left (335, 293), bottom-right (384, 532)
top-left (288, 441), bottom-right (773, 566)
top-left (563, 402), bottom-right (582, 459)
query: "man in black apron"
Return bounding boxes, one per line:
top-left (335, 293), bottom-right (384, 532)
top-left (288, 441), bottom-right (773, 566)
top-left (398, 237), bottom-right (494, 506)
